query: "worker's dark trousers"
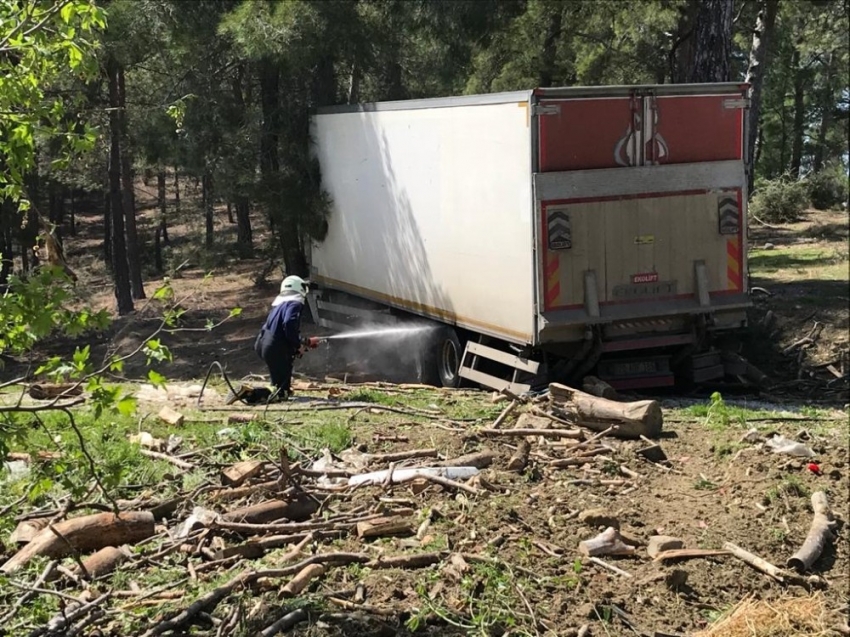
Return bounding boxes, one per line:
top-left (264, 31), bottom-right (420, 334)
top-left (255, 331), bottom-right (295, 392)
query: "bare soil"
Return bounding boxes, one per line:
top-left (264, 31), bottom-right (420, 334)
top-left (1, 188), bottom-right (848, 636)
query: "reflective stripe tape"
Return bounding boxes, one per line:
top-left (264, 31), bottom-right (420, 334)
top-left (727, 238), bottom-right (742, 290)
top-left (545, 254), bottom-right (561, 308)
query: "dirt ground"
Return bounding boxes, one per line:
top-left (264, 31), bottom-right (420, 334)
top-left (1, 191), bottom-right (848, 636)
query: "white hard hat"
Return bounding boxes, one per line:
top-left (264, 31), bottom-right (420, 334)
top-left (272, 275), bottom-right (309, 306)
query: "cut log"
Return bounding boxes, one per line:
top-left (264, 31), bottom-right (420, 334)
top-left (158, 406), bottom-right (185, 426)
top-left (440, 449), bottom-right (495, 469)
top-left (221, 496), bottom-right (319, 525)
top-left (549, 383), bottom-right (662, 439)
top-left (10, 517), bottom-right (50, 545)
top-left (787, 491), bottom-right (836, 572)
top-left (73, 545), bottom-right (130, 579)
top-left (578, 527), bottom-right (636, 557)
top-left (1, 511), bottom-right (155, 574)
top-left (506, 439), bottom-right (530, 472)
top-left (582, 376), bottom-right (619, 400)
top-left (356, 517), bottom-right (413, 540)
top-left (28, 383), bottom-right (83, 400)
top-left (221, 460), bottom-right (265, 487)
top-left (280, 563), bottom-right (325, 597)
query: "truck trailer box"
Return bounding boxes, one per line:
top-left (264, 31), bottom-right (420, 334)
top-left (309, 84), bottom-right (751, 391)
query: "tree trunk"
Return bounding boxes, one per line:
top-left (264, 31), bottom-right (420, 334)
top-left (0, 199), bottom-right (13, 285)
top-left (203, 170), bottom-right (214, 249)
top-left (235, 197), bottom-right (253, 257)
top-left (347, 61), bottom-right (361, 105)
top-left (812, 53), bottom-right (835, 172)
top-left (103, 182), bottom-right (112, 265)
top-left (117, 63), bottom-right (145, 300)
top-left (21, 172), bottom-right (39, 273)
top-left (154, 226), bottom-right (163, 273)
top-left (174, 167), bottom-right (180, 213)
top-left (538, 8), bottom-right (563, 87)
top-left (226, 201), bottom-right (233, 223)
top-left (69, 190), bottom-right (76, 236)
top-left (259, 58), bottom-right (281, 178)
top-left (754, 124), bottom-right (764, 172)
top-left (106, 55), bottom-right (134, 316)
top-left (670, 0), bottom-right (698, 83)
top-left (688, 0), bottom-right (734, 83)
top-left (157, 169), bottom-right (169, 245)
top-left (790, 48), bottom-right (806, 177)
top-left (744, 0), bottom-right (779, 195)
top-left (312, 54), bottom-right (336, 108)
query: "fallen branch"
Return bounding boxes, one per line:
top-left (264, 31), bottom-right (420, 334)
top-left (0, 560), bottom-right (57, 624)
top-left (367, 448), bottom-right (439, 464)
top-left (479, 427), bottom-right (584, 440)
top-left (724, 542), bottom-right (785, 582)
top-left (139, 449), bottom-right (194, 471)
top-left (787, 491), bottom-right (836, 572)
top-left (492, 400), bottom-right (518, 428)
top-left (422, 473), bottom-right (483, 496)
top-left (258, 608), bottom-right (308, 637)
top-left (30, 592), bottom-right (111, 637)
top-left (588, 556), bottom-right (632, 578)
top-left (439, 449), bottom-right (495, 469)
top-left (653, 548), bottom-right (731, 562)
top-left (140, 553), bottom-right (371, 637)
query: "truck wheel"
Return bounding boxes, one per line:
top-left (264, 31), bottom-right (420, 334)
top-left (434, 327), bottom-right (463, 388)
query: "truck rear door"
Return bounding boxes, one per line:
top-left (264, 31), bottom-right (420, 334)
top-left (532, 86), bottom-right (749, 337)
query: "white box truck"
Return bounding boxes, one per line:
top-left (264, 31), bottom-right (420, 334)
top-left (307, 83), bottom-right (752, 392)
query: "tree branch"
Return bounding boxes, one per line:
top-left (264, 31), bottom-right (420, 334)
top-left (0, 0), bottom-right (74, 54)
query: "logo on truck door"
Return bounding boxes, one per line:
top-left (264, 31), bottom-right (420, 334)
top-left (614, 95), bottom-right (669, 167)
top-left (547, 209), bottom-right (572, 250)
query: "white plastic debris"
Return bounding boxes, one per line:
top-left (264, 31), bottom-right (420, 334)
top-left (348, 466), bottom-right (479, 487)
top-left (2, 460), bottom-right (30, 484)
top-left (765, 435), bottom-right (815, 458)
top-left (175, 506), bottom-right (219, 538)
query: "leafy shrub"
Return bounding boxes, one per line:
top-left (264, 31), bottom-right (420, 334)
top-left (805, 165), bottom-right (849, 211)
top-left (749, 176), bottom-right (810, 223)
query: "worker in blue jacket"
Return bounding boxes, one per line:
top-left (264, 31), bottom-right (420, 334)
top-left (254, 275), bottom-right (311, 401)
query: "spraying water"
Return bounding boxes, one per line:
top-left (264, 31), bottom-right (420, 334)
top-left (324, 325), bottom-right (434, 341)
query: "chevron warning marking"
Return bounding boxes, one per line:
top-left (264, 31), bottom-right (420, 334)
top-left (718, 196), bottom-right (740, 235)
top-left (547, 209), bottom-right (572, 250)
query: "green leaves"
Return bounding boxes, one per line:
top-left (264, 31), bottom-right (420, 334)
top-left (0, 0), bottom-right (106, 207)
top-left (143, 338), bottom-right (173, 365)
top-left (147, 369), bottom-right (167, 389)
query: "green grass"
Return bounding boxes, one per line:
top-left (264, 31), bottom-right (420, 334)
top-left (749, 245), bottom-right (848, 281)
top-left (765, 475), bottom-right (810, 504)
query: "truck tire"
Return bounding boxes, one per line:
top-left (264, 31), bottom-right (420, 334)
top-left (433, 327), bottom-right (463, 388)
